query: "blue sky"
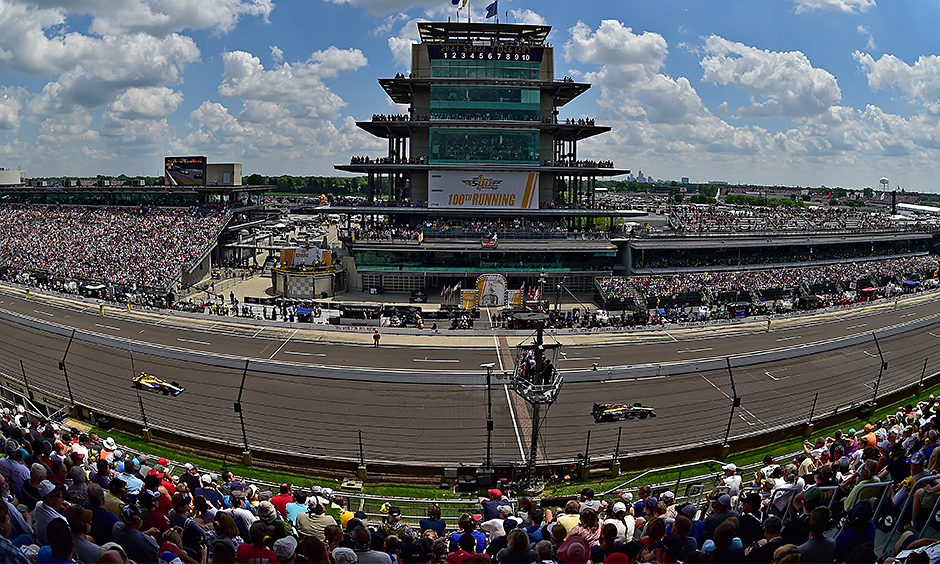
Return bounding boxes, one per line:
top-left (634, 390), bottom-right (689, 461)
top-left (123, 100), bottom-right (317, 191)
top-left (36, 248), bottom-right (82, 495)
top-left (0, 0), bottom-right (938, 190)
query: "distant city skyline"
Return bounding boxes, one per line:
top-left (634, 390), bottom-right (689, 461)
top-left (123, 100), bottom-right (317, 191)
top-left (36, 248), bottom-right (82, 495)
top-left (0, 1), bottom-right (938, 191)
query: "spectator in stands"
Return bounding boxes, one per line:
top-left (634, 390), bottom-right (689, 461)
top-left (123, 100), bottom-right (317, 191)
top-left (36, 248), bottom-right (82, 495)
top-left (578, 488), bottom-right (601, 513)
top-left (297, 494), bottom-right (336, 541)
top-left (421, 504), bottom-right (446, 539)
top-left (274, 536), bottom-right (298, 564)
top-left (104, 478), bottom-right (126, 519)
top-left (796, 506), bottom-right (834, 562)
top-left (770, 544), bottom-right (800, 564)
top-left (37, 518), bottom-right (75, 564)
top-left (382, 505), bottom-right (413, 538)
top-left (33, 479), bottom-right (67, 546)
top-left (479, 489), bottom-right (507, 521)
top-left (237, 521), bottom-right (279, 564)
top-left (113, 504), bottom-right (159, 564)
top-left (258, 500), bottom-right (292, 542)
top-left (589, 523), bottom-right (621, 562)
top-left (650, 535), bottom-right (683, 564)
top-left (566, 508), bottom-right (602, 545)
top-left (701, 493), bottom-right (737, 541)
top-left (179, 462), bottom-right (202, 492)
top-left (496, 529), bottom-right (535, 563)
top-left (736, 493), bottom-right (763, 549)
top-left (196, 474), bottom-right (224, 509)
top-left (743, 516), bottom-right (783, 563)
top-left (834, 500), bottom-right (875, 562)
top-left (720, 463), bottom-right (742, 498)
top-left (449, 514), bottom-right (485, 553)
top-left (0, 440), bottom-right (29, 496)
top-left (205, 511), bottom-right (244, 561)
top-left (556, 535), bottom-right (590, 564)
top-left (19, 462), bottom-right (46, 511)
top-left (708, 519), bottom-right (744, 563)
top-left (352, 525), bottom-right (392, 564)
top-left (271, 484), bottom-right (293, 520)
top-left (602, 502), bottom-right (632, 544)
top-left (842, 459), bottom-right (881, 512)
top-left (556, 500), bottom-right (581, 532)
top-left (0, 500), bottom-right (28, 564)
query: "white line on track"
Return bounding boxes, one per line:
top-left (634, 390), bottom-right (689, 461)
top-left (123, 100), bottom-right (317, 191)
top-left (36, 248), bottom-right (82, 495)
top-left (267, 329), bottom-right (297, 360)
top-left (559, 356), bottom-right (600, 361)
top-left (864, 351), bottom-right (878, 358)
top-left (413, 358), bottom-right (460, 363)
top-left (845, 324), bottom-right (867, 330)
top-left (178, 338), bottom-right (211, 345)
top-left (33, 310), bottom-right (53, 317)
top-left (95, 323), bottom-right (121, 331)
top-left (765, 371), bottom-right (779, 381)
top-left (283, 351), bottom-right (326, 357)
top-left (930, 332), bottom-right (940, 338)
top-left (251, 327), bottom-right (266, 338)
top-left (503, 383), bottom-right (526, 460)
top-left (154, 316), bottom-right (169, 326)
top-left (700, 374), bottom-right (764, 424)
top-left (900, 313), bottom-right (917, 318)
top-left (678, 347), bottom-right (713, 354)
top-left (774, 336), bottom-right (801, 342)
top-left (662, 328), bottom-right (678, 342)
top-left (493, 334), bottom-right (504, 372)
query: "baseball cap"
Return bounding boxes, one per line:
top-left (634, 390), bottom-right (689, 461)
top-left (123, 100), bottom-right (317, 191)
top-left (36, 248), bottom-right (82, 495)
top-left (911, 451), bottom-right (927, 466)
top-left (679, 503), bottom-right (698, 519)
top-left (399, 541), bottom-right (429, 563)
top-left (803, 486), bottom-right (822, 504)
top-left (715, 494), bottom-right (731, 507)
top-left (37, 480), bottom-right (61, 498)
top-left (497, 505), bottom-right (513, 516)
top-left (121, 504), bottom-right (141, 522)
top-left (387, 505), bottom-right (402, 517)
top-left (202, 474), bottom-right (213, 484)
top-left (619, 491), bottom-right (633, 503)
top-left (557, 535), bottom-right (590, 564)
top-left (604, 554), bottom-right (629, 564)
top-left (722, 463), bottom-right (737, 472)
top-left (158, 457), bottom-right (168, 466)
top-left (612, 502), bottom-right (626, 514)
top-left (332, 547), bottom-right (358, 564)
top-left (742, 493), bottom-right (762, 508)
top-left (651, 536), bottom-right (683, 557)
top-left (184, 462), bottom-right (195, 471)
top-left (273, 536), bottom-right (297, 563)
top-left (487, 488), bottom-right (502, 498)
top-left (661, 490), bottom-right (675, 501)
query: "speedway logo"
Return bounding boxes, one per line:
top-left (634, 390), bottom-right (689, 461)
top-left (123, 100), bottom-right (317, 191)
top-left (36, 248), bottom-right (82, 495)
top-left (461, 175), bottom-right (503, 191)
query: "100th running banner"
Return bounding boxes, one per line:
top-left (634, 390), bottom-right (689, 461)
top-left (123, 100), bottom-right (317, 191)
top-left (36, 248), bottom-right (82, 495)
top-left (428, 171), bottom-right (539, 210)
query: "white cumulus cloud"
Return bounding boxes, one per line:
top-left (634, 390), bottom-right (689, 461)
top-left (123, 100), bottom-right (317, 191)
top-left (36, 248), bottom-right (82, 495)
top-left (792, 0), bottom-right (876, 13)
top-left (701, 36), bottom-right (841, 117)
top-left (854, 51), bottom-right (940, 114)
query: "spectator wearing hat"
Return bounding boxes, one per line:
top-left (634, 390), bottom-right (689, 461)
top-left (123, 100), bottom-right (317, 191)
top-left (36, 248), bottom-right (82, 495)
top-left (556, 535), bottom-right (590, 564)
top-left (879, 442), bottom-right (912, 485)
top-left (179, 463), bottom-right (201, 493)
top-left (270, 484), bottom-right (293, 520)
top-left (100, 437), bottom-right (117, 462)
top-left (796, 506), bottom-right (834, 563)
top-left (33, 479), bottom-right (67, 546)
top-left (659, 491), bottom-right (677, 520)
top-left (0, 441), bottom-right (30, 497)
top-left (601, 502), bottom-right (632, 544)
top-left (890, 449), bottom-right (929, 510)
top-left (556, 500), bottom-right (581, 533)
top-left (650, 534), bottom-right (683, 564)
top-left (479, 489), bottom-right (507, 522)
top-left (296, 494), bottom-right (336, 541)
top-left (274, 535), bottom-right (298, 563)
top-left (333, 546), bottom-right (359, 564)
top-left (842, 459), bottom-right (881, 512)
top-left (113, 503), bottom-right (160, 564)
top-left (170, 493), bottom-right (209, 556)
top-left (116, 461), bottom-right (143, 498)
top-left (834, 500), bottom-right (874, 562)
top-left (720, 463), bottom-right (742, 498)
top-left (736, 493), bottom-right (764, 549)
top-left (382, 504), bottom-right (413, 539)
top-left (140, 488), bottom-right (171, 535)
top-left (104, 478), bottom-right (127, 519)
top-left (578, 489), bottom-right (600, 514)
top-left (701, 493), bottom-right (737, 542)
top-left (237, 521), bottom-right (279, 564)
top-left (195, 474), bottom-right (223, 510)
top-left (755, 455), bottom-right (779, 487)
top-left (743, 515), bottom-right (783, 563)
top-left (258, 500), bottom-right (292, 542)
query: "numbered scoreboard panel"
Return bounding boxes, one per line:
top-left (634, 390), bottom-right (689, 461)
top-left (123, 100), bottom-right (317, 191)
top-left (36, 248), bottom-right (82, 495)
top-left (427, 44), bottom-right (544, 63)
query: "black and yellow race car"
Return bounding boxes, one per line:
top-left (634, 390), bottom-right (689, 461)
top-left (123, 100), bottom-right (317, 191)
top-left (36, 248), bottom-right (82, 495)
top-left (591, 402), bottom-right (656, 422)
top-left (133, 372), bottom-right (185, 396)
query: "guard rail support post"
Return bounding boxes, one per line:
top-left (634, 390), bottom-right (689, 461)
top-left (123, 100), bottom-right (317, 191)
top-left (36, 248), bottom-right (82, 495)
top-left (235, 359), bottom-right (252, 466)
top-left (358, 430), bottom-right (367, 481)
top-left (580, 429), bottom-right (592, 481)
top-left (59, 328), bottom-right (76, 408)
top-left (918, 357), bottom-right (928, 395)
top-left (610, 426), bottom-right (622, 476)
top-left (804, 393), bottom-right (818, 437)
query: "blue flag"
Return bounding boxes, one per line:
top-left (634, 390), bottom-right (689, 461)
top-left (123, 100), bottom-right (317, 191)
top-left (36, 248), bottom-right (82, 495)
top-left (485, 0), bottom-right (497, 18)
top-left (452, 0), bottom-right (460, 4)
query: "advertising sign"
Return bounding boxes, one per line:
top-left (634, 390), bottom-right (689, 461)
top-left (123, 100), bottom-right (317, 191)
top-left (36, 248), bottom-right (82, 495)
top-left (164, 156), bottom-right (207, 186)
top-left (428, 171), bottom-right (539, 210)
top-left (476, 274), bottom-right (508, 307)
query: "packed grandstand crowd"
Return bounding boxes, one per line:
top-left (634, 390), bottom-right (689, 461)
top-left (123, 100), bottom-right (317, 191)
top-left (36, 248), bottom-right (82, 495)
top-left (597, 256), bottom-right (940, 306)
top-left (669, 205), bottom-right (923, 234)
top-left (4, 395), bottom-right (940, 563)
top-left (0, 205), bottom-right (229, 292)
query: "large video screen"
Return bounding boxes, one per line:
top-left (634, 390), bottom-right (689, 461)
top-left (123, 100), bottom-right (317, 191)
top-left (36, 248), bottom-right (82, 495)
top-left (428, 171), bottom-right (539, 210)
top-left (165, 156), bottom-right (207, 186)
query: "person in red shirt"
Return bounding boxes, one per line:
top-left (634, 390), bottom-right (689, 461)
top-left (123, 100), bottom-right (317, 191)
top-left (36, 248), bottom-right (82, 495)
top-left (270, 483), bottom-right (293, 519)
top-left (236, 522), bottom-right (278, 564)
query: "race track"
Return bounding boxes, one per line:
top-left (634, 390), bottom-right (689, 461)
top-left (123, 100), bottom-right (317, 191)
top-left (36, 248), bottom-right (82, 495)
top-left (0, 284), bottom-right (937, 469)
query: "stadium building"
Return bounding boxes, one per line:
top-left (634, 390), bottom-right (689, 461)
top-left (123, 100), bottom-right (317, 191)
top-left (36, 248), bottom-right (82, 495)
top-left (333, 21), bottom-right (640, 295)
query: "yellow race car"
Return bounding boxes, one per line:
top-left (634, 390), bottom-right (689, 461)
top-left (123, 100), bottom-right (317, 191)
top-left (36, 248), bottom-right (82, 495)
top-left (133, 372), bottom-right (185, 396)
top-left (592, 402), bottom-right (656, 422)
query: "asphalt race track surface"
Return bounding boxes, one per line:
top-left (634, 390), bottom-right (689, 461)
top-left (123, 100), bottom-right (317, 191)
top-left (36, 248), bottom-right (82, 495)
top-left (0, 284), bottom-right (938, 468)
